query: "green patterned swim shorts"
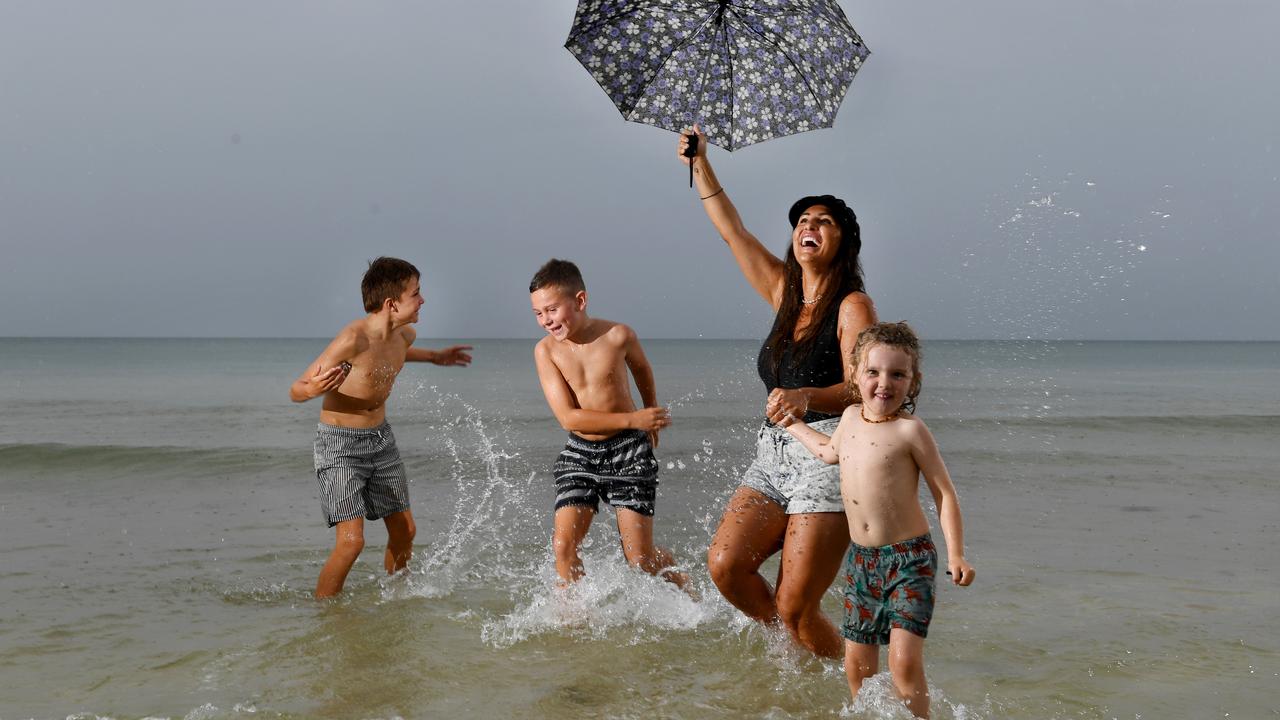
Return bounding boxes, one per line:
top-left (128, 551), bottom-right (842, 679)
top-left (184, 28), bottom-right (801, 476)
top-left (841, 534), bottom-right (937, 645)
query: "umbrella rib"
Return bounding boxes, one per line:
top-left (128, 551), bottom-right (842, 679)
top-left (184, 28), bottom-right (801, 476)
top-left (723, 19), bottom-right (738, 149)
top-left (621, 9), bottom-right (723, 118)
top-left (724, 4), bottom-right (830, 118)
top-left (693, 23), bottom-right (716, 130)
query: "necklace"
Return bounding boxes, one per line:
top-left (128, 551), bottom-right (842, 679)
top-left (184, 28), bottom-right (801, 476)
top-left (860, 405), bottom-right (899, 424)
top-left (801, 293), bottom-right (822, 305)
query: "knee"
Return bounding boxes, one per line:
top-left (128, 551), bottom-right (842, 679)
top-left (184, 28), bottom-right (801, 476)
top-left (846, 658), bottom-right (875, 686)
top-left (552, 534), bottom-right (580, 566)
top-left (706, 546), bottom-right (741, 590)
top-left (334, 532), bottom-right (365, 559)
top-left (386, 514), bottom-right (415, 545)
top-left (775, 591), bottom-right (809, 631)
top-left (888, 653), bottom-right (925, 687)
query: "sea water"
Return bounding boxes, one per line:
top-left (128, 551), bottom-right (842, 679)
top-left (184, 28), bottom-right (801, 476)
top-left (1, 338), bottom-right (1277, 719)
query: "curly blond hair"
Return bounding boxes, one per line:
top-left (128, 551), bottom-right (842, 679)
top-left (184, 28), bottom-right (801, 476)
top-left (847, 322), bottom-right (923, 414)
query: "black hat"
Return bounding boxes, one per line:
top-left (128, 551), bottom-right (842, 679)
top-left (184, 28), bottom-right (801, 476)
top-left (788, 194), bottom-right (857, 228)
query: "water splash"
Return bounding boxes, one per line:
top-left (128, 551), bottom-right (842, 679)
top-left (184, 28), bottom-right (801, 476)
top-left (839, 672), bottom-right (993, 719)
top-left (385, 384), bottom-right (541, 601)
top-left (479, 542), bottom-right (721, 648)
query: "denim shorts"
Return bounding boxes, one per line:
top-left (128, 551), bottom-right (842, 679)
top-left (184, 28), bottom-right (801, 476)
top-left (740, 417), bottom-right (843, 514)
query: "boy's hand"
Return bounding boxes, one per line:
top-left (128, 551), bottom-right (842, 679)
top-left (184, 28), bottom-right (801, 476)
top-left (434, 345), bottom-right (473, 367)
top-left (765, 388), bottom-right (809, 425)
top-left (631, 406), bottom-right (672, 433)
top-left (677, 124), bottom-right (708, 165)
top-left (948, 556), bottom-right (975, 586)
top-left (302, 362), bottom-right (348, 399)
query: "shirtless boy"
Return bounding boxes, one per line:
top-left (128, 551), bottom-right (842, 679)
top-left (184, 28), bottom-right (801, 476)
top-left (529, 259), bottom-right (686, 589)
top-left (779, 322), bottom-right (974, 718)
top-left (289, 257), bottom-right (472, 598)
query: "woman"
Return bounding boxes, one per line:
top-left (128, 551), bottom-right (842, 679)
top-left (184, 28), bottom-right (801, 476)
top-left (679, 126), bottom-right (876, 657)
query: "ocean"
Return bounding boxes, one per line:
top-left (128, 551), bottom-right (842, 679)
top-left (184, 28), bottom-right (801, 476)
top-left (1, 338), bottom-right (1277, 719)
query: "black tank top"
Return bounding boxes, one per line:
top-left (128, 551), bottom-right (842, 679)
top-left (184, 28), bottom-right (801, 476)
top-left (756, 298), bottom-right (845, 424)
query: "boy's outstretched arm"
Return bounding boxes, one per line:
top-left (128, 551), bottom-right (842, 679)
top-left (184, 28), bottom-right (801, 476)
top-left (406, 344), bottom-right (473, 366)
top-left (911, 420), bottom-right (975, 586)
top-left (534, 343), bottom-right (669, 436)
top-left (622, 327), bottom-right (663, 447)
top-left (780, 411), bottom-right (843, 465)
top-left (289, 332), bottom-right (356, 402)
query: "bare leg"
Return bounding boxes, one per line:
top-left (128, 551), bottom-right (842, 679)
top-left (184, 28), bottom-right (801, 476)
top-left (316, 518), bottom-right (365, 598)
top-left (552, 505), bottom-right (596, 583)
top-left (706, 487), bottom-right (789, 623)
top-left (615, 508), bottom-right (689, 590)
top-left (773, 511), bottom-right (849, 658)
top-left (382, 510), bottom-right (416, 574)
top-left (888, 628), bottom-right (929, 718)
top-left (845, 640), bottom-right (880, 704)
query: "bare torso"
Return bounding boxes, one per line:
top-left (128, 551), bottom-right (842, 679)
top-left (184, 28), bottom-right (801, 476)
top-left (835, 406), bottom-right (932, 546)
top-left (539, 319), bottom-right (637, 441)
top-left (320, 321), bottom-right (413, 428)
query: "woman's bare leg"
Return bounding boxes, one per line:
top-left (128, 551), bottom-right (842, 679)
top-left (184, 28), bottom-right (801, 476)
top-left (773, 511), bottom-right (849, 657)
top-left (706, 487), bottom-right (789, 622)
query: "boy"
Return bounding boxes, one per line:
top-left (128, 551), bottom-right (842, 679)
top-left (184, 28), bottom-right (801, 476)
top-left (290, 256), bottom-right (472, 598)
top-left (529, 259), bottom-right (687, 589)
top-left (778, 322), bottom-right (974, 718)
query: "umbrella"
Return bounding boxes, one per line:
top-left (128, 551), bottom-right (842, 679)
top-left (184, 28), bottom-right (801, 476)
top-left (565, 0), bottom-right (870, 154)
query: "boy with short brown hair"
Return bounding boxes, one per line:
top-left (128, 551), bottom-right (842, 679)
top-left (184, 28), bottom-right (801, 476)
top-left (529, 258), bottom-right (686, 589)
top-left (290, 256), bottom-right (472, 598)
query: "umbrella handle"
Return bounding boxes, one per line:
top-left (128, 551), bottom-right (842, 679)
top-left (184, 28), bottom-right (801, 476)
top-left (682, 134), bottom-right (699, 187)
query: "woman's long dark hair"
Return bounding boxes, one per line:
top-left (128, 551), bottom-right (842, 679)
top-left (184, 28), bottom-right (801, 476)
top-left (763, 195), bottom-right (865, 373)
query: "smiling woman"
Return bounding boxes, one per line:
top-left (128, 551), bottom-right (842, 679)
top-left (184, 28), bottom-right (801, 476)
top-left (675, 126), bottom-right (877, 659)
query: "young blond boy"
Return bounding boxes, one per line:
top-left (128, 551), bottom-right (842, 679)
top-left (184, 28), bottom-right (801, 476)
top-left (779, 322), bottom-right (974, 718)
top-left (529, 259), bottom-right (687, 589)
top-left (290, 257), bottom-right (472, 598)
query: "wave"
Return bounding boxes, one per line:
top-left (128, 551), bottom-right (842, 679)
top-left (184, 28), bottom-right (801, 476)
top-left (0, 443), bottom-right (306, 476)
top-left (930, 413), bottom-right (1280, 434)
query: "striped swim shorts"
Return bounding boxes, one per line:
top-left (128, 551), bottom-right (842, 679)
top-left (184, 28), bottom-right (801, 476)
top-left (553, 430), bottom-right (659, 517)
top-left (313, 421), bottom-right (410, 527)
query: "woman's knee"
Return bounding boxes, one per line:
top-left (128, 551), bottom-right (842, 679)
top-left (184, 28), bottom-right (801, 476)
top-left (707, 544), bottom-right (749, 590)
top-left (775, 589), bottom-right (814, 630)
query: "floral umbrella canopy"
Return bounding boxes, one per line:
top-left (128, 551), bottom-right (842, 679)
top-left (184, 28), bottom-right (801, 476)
top-left (565, 0), bottom-right (870, 151)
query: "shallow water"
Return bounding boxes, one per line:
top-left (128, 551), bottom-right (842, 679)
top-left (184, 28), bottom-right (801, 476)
top-left (2, 338), bottom-right (1278, 719)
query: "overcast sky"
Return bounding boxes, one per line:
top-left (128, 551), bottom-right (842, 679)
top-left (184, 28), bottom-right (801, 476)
top-left (1, 1), bottom-right (1276, 340)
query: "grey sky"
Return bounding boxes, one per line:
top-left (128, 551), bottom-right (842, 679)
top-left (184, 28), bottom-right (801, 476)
top-left (1, 1), bottom-right (1276, 340)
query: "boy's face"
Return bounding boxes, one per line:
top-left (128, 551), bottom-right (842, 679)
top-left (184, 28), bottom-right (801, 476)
top-left (390, 277), bottom-right (424, 324)
top-left (855, 344), bottom-right (915, 416)
top-left (530, 285), bottom-right (586, 341)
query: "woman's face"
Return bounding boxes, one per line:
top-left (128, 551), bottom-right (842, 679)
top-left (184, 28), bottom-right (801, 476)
top-left (791, 204), bottom-right (843, 269)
